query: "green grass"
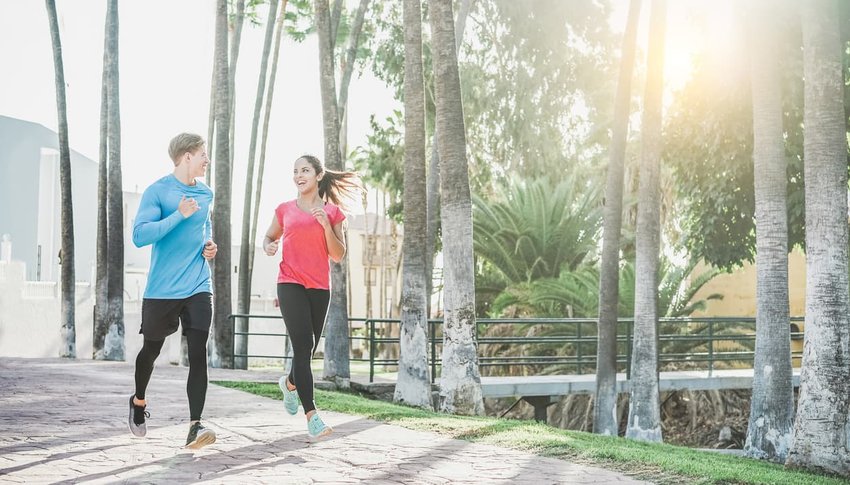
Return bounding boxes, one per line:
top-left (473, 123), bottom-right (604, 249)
top-left (213, 381), bottom-right (848, 485)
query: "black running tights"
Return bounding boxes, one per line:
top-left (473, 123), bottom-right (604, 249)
top-left (134, 329), bottom-right (209, 421)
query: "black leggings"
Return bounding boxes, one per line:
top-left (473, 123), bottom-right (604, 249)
top-left (278, 283), bottom-right (330, 414)
top-left (134, 329), bottom-right (209, 421)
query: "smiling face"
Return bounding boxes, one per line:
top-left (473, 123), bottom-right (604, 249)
top-left (183, 146), bottom-right (209, 179)
top-left (293, 157), bottom-right (323, 195)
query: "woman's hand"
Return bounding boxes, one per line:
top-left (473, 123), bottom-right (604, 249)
top-left (264, 238), bottom-right (279, 256)
top-left (312, 207), bottom-right (331, 230)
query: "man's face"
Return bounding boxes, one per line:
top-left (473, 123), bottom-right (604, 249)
top-left (185, 147), bottom-right (209, 179)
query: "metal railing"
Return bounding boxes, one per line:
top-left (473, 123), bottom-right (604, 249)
top-left (229, 315), bottom-right (805, 382)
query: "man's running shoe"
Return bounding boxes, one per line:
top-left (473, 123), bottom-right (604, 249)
top-left (185, 422), bottom-right (216, 449)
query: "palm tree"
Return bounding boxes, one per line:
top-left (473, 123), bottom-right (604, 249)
top-left (393, 0), bottom-right (431, 409)
top-left (430, 0), bottom-right (484, 415)
top-left (211, 0), bottom-right (234, 368)
top-left (744, 0), bottom-right (793, 462)
top-left (426, 0), bottom-right (474, 316)
top-left (472, 177), bottom-right (601, 285)
top-left (94, 23), bottom-right (108, 359)
top-left (594, 0), bottom-right (641, 437)
top-left (45, 0), bottom-right (75, 358)
top-left (104, 0), bottom-right (124, 361)
top-left (786, 0), bottom-right (850, 474)
top-left (236, 0), bottom-right (281, 370)
top-left (227, 0), bottom-right (246, 177)
top-left (314, 0), bottom-right (350, 384)
top-left (626, 0), bottom-right (666, 443)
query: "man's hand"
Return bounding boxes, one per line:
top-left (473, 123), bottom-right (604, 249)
top-left (264, 239), bottom-right (279, 256)
top-left (203, 240), bottom-right (217, 260)
top-left (178, 196), bottom-right (200, 218)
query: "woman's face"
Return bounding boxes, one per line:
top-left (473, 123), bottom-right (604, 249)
top-left (293, 158), bottom-right (322, 194)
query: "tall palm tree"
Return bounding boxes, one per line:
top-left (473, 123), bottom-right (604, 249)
top-left (786, 0), bottom-right (850, 474)
top-left (426, 0), bottom-right (474, 316)
top-left (249, 0), bottom-right (288, 308)
top-left (430, 0), bottom-right (484, 415)
top-left (94, 23), bottom-right (109, 359)
top-left (626, 0), bottom-right (666, 443)
top-left (594, 0), bottom-right (641, 437)
top-left (236, 0), bottom-right (281, 370)
top-left (744, 0), bottom-right (793, 462)
top-left (227, 0), bottom-right (246, 176)
top-left (104, 0), bottom-right (124, 361)
top-left (393, 0), bottom-right (431, 409)
top-left (314, 0), bottom-right (350, 384)
top-left (212, 0), bottom-right (234, 368)
top-left (45, 0), bottom-right (75, 358)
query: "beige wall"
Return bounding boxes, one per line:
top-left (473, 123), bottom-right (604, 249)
top-left (691, 249), bottom-right (806, 318)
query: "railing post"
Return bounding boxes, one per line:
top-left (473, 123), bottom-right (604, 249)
top-left (369, 319), bottom-right (375, 383)
top-left (626, 320), bottom-right (633, 379)
top-left (231, 315), bottom-right (236, 369)
top-left (430, 320), bottom-right (437, 384)
top-left (576, 321), bottom-right (583, 374)
top-left (708, 320), bottom-right (714, 376)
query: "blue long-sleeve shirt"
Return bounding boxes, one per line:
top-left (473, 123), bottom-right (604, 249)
top-left (133, 174), bottom-right (214, 299)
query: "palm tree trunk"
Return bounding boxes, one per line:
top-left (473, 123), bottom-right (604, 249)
top-left (207, 67), bottom-right (216, 189)
top-left (626, 0), bottom-right (666, 443)
top-left (744, 0), bottom-right (794, 462)
top-left (786, 0), bottom-right (850, 474)
top-left (314, 0), bottom-right (350, 385)
top-left (330, 0), bottom-right (343, 46)
top-left (337, 0), bottom-right (370, 130)
top-left (103, 0), bottom-right (125, 361)
top-left (395, 0), bottom-right (430, 407)
top-left (594, 0), bottom-right (641, 437)
top-left (236, 0), bottom-right (281, 370)
top-left (248, 0), bottom-right (288, 302)
top-left (430, 0), bottom-right (484, 416)
top-left (93, 23), bottom-right (109, 359)
top-left (211, 0), bottom-right (234, 368)
top-left (227, 0), bottom-right (245, 184)
top-left (45, 0), bottom-right (75, 359)
top-left (425, 0), bottom-right (473, 317)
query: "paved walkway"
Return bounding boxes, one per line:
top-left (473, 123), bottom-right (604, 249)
top-left (0, 358), bottom-right (649, 484)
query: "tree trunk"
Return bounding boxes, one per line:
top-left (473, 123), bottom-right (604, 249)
top-left (395, 0), bottom-right (431, 406)
top-left (425, 0), bottom-right (473, 317)
top-left (786, 0), bottom-right (850, 474)
top-left (207, 68), bottom-right (216, 188)
top-left (45, 0), bottom-right (76, 359)
top-left (744, 0), bottom-right (794, 462)
top-left (103, 0), bottom-right (124, 361)
top-left (430, 0), bottom-right (484, 416)
top-left (330, 0), bottom-right (343, 46)
top-left (626, 0), bottom-right (666, 443)
top-left (211, 0), bottom-right (234, 368)
top-left (337, 0), bottom-right (370, 130)
top-left (228, 0), bottom-right (245, 177)
top-left (93, 22), bottom-right (109, 359)
top-left (248, 0), bottom-right (288, 302)
top-left (315, 0), bottom-right (350, 385)
top-left (236, 0), bottom-right (280, 370)
top-left (594, 0), bottom-right (641, 437)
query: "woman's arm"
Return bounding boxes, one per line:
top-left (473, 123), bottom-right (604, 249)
top-left (263, 215), bottom-right (283, 256)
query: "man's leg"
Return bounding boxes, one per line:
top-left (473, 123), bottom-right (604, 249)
top-left (185, 328), bottom-right (209, 422)
top-left (135, 339), bottom-right (166, 403)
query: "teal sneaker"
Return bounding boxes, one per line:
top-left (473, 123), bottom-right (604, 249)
top-left (307, 413), bottom-right (333, 438)
top-left (278, 376), bottom-right (300, 415)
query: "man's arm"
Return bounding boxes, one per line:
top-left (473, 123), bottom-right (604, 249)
top-left (132, 190), bottom-right (197, 247)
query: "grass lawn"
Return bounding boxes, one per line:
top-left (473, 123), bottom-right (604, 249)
top-left (213, 381), bottom-right (848, 485)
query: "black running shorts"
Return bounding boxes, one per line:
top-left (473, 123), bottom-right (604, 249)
top-left (139, 292), bottom-right (213, 341)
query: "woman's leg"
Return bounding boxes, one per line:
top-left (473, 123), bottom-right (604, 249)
top-left (278, 283), bottom-right (318, 414)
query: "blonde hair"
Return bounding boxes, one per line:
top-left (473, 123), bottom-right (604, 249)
top-left (298, 155), bottom-right (364, 210)
top-left (168, 133), bottom-right (205, 165)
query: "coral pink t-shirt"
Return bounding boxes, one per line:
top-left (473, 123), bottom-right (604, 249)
top-left (275, 200), bottom-right (346, 289)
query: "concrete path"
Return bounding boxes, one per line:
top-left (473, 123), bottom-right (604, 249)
top-left (0, 358), bottom-right (649, 484)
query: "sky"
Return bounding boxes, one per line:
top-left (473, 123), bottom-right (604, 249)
top-left (0, 0), bottom-right (742, 233)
